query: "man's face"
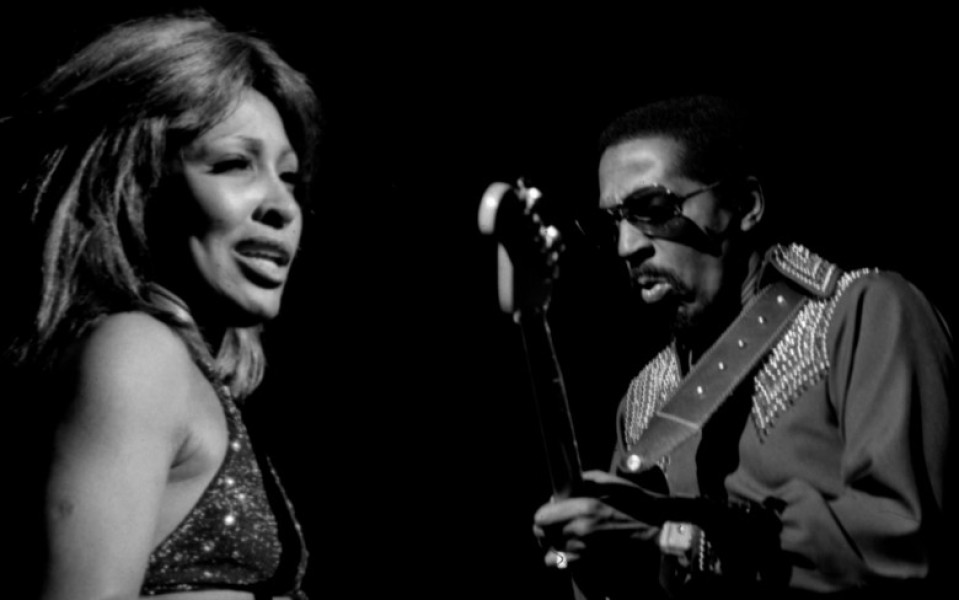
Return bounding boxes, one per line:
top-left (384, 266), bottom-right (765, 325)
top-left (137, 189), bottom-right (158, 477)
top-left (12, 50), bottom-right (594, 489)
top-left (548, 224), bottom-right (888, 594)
top-left (598, 136), bottom-right (741, 333)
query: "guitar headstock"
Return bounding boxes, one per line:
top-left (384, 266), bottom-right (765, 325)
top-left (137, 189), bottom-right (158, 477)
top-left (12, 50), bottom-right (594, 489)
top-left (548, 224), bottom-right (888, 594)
top-left (478, 179), bottom-right (565, 318)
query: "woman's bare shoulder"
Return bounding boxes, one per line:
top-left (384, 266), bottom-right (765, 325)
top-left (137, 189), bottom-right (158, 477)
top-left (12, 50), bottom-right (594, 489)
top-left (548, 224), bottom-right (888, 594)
top-left (61, 312), bottom-right (203, 425)
top-left (41, 313), bottom-right (216, 599)
top-left (79, 311), bottom-right (191, 361)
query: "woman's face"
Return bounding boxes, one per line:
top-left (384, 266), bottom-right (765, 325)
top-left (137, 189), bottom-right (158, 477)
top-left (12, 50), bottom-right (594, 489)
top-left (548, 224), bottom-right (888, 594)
top-left (173, 89), bottom-right (302, 325)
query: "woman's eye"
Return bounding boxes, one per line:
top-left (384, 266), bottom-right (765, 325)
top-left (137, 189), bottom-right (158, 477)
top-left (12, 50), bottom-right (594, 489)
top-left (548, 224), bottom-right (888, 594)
top-left (280, 171), bottom-right (301, 190)
top-left (210, 157), bottom-right (252, 173)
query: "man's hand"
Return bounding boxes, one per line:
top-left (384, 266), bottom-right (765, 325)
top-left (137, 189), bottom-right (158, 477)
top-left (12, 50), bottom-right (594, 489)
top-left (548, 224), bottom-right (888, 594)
top-left (533, 470), bottom-right (662, 569)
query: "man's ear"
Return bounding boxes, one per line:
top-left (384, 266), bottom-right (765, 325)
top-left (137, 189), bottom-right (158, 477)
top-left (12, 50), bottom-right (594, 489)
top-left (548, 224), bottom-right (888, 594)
top-left (738, 176), bottom-right (765, 233)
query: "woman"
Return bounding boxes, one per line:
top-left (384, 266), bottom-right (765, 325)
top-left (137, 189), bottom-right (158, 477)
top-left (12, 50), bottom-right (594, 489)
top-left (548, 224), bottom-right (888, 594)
top-left (3, 11), bottom-right (319, 600)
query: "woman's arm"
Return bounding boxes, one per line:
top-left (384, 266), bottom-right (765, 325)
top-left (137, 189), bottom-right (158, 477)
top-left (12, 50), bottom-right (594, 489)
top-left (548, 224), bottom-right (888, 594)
top-left (41, 313), bottom-right (194, 600)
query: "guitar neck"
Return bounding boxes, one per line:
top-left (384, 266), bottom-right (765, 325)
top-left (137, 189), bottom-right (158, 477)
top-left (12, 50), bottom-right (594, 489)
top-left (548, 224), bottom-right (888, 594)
top-left (517, 308), bottom-right (583, 497)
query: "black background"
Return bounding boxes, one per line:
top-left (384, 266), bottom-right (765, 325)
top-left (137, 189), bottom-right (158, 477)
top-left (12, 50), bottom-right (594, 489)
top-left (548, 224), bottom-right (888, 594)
top-left (4, 4), bottom-right (956, 598)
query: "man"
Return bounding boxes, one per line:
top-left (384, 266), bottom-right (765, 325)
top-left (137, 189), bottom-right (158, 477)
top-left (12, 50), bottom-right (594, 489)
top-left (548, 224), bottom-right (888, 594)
top-left (533, 96), bottom-right (954, 597)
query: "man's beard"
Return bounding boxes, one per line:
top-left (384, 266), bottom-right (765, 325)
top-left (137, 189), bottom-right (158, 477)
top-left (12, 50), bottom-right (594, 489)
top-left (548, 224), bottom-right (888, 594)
top-left (629, 266), bottom-right (742, 356)
top-left (627, 265), bottom-right (694, 330)
top-left (674, 286), bottom-right (744, 361)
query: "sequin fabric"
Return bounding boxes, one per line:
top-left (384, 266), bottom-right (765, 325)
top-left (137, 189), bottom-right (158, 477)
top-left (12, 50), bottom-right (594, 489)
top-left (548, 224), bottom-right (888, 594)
top-left (769, 243), bottom-right (839, 295)
top-left (141, 380), bottom-right (308, 598)
top-left (623, 244), bottom-right (875, 446)
top-left (750, 268), bottom-right (874, 438)
top-left (625, 346), bottom-right (681, 446)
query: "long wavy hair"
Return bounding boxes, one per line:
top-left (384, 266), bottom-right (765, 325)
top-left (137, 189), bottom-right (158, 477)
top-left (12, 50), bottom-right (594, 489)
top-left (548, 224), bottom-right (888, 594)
top-left (2, 11), bottom-right (320, 400)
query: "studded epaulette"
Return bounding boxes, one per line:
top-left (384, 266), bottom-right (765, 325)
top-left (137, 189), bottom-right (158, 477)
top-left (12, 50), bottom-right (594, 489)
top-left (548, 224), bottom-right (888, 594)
top-left (624, 346), bottom-right (681, 447)
top-left (767, 243), bottom-right (842, 298)
top-left (750, 265), bottom-right (875, 438)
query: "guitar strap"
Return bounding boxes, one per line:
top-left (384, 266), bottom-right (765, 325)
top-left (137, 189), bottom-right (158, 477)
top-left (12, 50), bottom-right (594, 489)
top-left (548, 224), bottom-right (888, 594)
top-left (622, 279), bottom-right (807, 473)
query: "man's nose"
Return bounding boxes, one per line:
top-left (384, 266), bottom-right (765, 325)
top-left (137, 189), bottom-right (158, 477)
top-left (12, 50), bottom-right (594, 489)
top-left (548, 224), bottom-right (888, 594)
top-left (617, 220), bottom-right (653, 257)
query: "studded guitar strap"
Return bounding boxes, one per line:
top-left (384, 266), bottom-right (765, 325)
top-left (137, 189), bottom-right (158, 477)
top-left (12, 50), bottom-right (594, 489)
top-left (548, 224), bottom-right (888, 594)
top-left (622, 279), bottom-right (807, 474)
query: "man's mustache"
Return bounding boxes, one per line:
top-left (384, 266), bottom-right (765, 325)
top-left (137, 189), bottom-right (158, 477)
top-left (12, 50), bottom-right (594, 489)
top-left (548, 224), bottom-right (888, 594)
top-left (627, 265), bottom-right (692, 298)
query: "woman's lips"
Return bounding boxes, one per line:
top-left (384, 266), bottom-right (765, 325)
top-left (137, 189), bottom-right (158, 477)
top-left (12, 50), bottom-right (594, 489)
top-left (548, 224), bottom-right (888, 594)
top-left (234, 238), bottom-right (292, 265)
top-left (234, 238), bottom-right (293, 287)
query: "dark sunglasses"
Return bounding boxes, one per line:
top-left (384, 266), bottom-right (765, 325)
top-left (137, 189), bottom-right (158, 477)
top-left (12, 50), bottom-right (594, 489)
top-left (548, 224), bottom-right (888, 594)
top-left (601, 180), bottom-right (725, 228)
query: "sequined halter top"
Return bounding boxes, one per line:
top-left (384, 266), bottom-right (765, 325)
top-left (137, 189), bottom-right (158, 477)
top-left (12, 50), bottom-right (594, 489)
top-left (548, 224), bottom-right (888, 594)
top-left (140, 374), bottom-right (309, 599)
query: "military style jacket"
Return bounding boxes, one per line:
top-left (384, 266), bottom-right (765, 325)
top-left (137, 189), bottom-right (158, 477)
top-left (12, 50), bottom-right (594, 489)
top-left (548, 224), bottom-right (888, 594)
top-left (610, 243), bottom-right (954, 594)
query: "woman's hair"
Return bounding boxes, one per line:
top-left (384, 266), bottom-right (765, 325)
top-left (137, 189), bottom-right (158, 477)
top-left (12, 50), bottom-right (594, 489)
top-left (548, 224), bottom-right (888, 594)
top-left (2, 11), bottom-right (320, 400)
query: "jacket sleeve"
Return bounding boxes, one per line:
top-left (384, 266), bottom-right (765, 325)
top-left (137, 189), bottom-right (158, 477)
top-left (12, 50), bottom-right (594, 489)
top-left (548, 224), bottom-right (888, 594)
top-left (779, 271), bottom-right (954, 590)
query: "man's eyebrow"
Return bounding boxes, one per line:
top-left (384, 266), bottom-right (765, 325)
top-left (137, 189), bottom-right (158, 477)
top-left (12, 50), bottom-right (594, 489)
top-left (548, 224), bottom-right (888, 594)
top-left (602, 183), bottom-right (663, 206)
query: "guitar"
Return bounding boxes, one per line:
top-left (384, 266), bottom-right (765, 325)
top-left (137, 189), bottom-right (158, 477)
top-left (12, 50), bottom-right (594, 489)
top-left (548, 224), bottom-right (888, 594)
top-left (479, 181), bottom-right (786, 598)
top-left (477, 179), bottom-right (583, 504)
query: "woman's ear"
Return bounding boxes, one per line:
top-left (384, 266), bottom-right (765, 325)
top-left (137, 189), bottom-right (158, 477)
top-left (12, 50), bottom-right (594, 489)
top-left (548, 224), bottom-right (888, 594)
top-left (738, 176), bottom-right (765, 233)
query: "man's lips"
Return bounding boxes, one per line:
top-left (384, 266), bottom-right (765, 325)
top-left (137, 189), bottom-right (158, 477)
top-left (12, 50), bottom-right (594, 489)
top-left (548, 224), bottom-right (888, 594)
top-left (631, 270), bottom-right (685, 304)
top-left (639, 280), bottom-right (673, 303)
